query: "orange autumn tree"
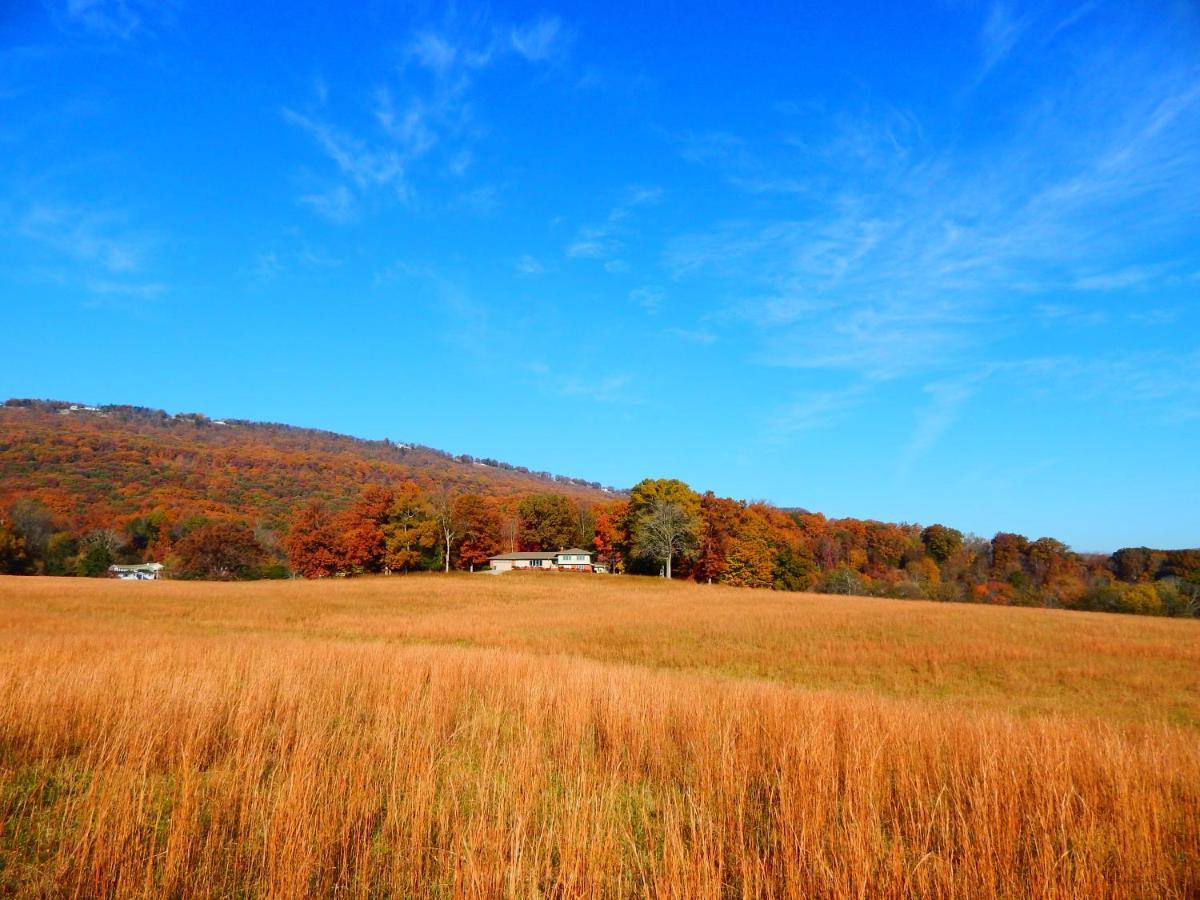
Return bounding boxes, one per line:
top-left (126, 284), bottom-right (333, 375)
top-left (284, 502), bottom-right (342, 578)
top-left (336, 485), bottom-right (394, 574)
top-left (453, 494), bottom-right (503, 571)
top-left (591, 499), bottom-right (629, 573)
top-left (383, 482), bottom-right (437, 573)
top-left (696, 492), bottom-right (741, 584)
top-left (722, 503), bottom-right (798, 589)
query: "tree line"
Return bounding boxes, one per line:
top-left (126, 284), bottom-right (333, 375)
top-left (2, 478), bottom-right (1197, 618)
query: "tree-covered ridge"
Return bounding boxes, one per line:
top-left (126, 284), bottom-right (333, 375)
top-left (0, 400), bottom-right (620, 530)
top-left (1, 401), bottom-right (1196, 618)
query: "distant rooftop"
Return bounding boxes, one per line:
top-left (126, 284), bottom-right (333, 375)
top-left (489, 549), bottom-right (594, 560)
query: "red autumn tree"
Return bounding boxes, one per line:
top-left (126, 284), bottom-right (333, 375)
top-left (865, 521), bottom-right (910, 570)
top-left (591, 499), bottom-right (629, 573)
top-left (453, 493), bottom-right (502, 571)
top-left (175, 521), bottom-right (264, 580)
top-left (284, 502), bottom-right (342, 578)
top-left (335, 484), bottom-right (394, 574)
top-left (990, 532), bottom-right (1030, 581)
top-left (696, 492), bottom-right (742, 584)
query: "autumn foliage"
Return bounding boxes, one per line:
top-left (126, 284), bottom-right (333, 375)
top-left (2, 399), bottom-right (1198, 618)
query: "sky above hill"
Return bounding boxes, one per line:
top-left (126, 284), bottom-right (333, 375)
top-left (2, 1), bottom-right (1198, 551)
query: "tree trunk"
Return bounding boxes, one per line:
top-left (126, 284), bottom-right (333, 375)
top-left (443, 530), bottom-right (451, 573)
top-left (665, 553), bottom-right (672, 580)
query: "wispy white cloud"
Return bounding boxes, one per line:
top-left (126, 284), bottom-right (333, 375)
top-left (1128, 307), bottom-right (1180, 326)
top-left (284, 110), bottom-right (407, 195)
top-left (665, 327), bottom-right (717, 345)
top-left (566, 228), bottom-right (616, 259)
top-left (297, 184), bottom-right (357, 224)
top-left (372, 87), bottom-right (440, 160)
top-left (407, 31), bottom-right (467, 74)
top-left (246, 238), bottom-right (343, 283)
top-left (899, 374), bottom-right (984, 474)
top-left (446, 149), bottom-right (472, 177)
top-left (680, 131), bottom-right (749, 168)
top-left (49, 0), bottom-right (174, 40)
top-left (978, 3), bottom-right (1031, 81)
top-left (509, 16), bottom-right (569, 63)
top-left (1072, 264), bottom-right (1169, 292)
top-left (1045, 2), bottom-right (1103, 42)
top-left (17, 203), bottom-right (146, 272)
top-left (83, 278), bottom-right (166, 299)
top-left (1033, 303), bottom-right (1108, 326)
top-left (557, 373), bottom-right (634, 404)
top-left (1054, 351), bottom-right (1200, 423)
top-left (768, 384), bottom-right (871, 435)
top-left (370, 258), bottom-right (493, 357)
top-left (629, 286), bottom-right (664, 312)
top-left (251, 251), bottom-right (281, 282)
top-left (515, 254), bottom-right (548, 275)
top-left (286, 13), bottom-right (571, 223)
top-left (565, 184), bottom-right (663, 269)
top-left (522, 361), bottom-right (636, 404)
top-left (669, 17), bottom-right (1200, 385)
top-left (371, 258), bottom-right (436, 287)
top-left (7, 200), bottom-right (170, 302)
top-left (452, 184), bottom-right (501, 215)
top-left (625, 185), bottom-right (663, 206)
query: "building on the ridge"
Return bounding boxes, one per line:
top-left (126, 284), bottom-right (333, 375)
top-left (108, 562), bottom-right (164, 580)
top-left (487, 548), bottom-right (601, 573)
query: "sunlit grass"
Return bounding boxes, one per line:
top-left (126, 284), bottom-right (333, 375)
top-left (1, 574), bottom-right (1198, 896)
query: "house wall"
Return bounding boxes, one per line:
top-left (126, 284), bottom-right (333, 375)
top-left (490, 556), bottom-right (594, 572)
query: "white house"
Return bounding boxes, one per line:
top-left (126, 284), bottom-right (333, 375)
top-left (109, 563), bottom-right (164, 580)
top-left (488, 548), bottom-right (601, 573)
top-left (554, 548), bottom-right (594, 571)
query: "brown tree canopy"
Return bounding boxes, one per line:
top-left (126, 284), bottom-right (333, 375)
top-left (176, 522), bottom-right (264, 580)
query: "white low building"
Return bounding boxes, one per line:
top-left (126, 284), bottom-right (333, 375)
top-left (109, 563), bottom-right (164, 580)
top-left (488, 548), bottom-right (600, 573)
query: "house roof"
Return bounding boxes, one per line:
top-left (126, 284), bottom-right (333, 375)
top-left (489, 548), bottom-right (594, 561)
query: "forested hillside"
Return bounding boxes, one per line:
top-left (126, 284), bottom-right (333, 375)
top-left (0, 400), bottom-right (617, 529)
top-left (1, 398), bottom-right (1196, 618)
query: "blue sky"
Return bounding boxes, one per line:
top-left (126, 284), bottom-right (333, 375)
top-left (2, 1), bottom-right (1198, 551)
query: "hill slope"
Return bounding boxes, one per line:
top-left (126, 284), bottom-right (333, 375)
top-left (0, 400), bottom-right (620, 528)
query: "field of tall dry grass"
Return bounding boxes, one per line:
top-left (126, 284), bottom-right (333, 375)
top-left (1, 573), bottom-right (1198, 897)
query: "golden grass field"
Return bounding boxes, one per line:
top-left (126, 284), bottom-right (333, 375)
top-left (1, 573), bottom-right (1198, 897)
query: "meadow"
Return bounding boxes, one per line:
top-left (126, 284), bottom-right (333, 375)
top-left (1, 573), bottom-right (1198, 897)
